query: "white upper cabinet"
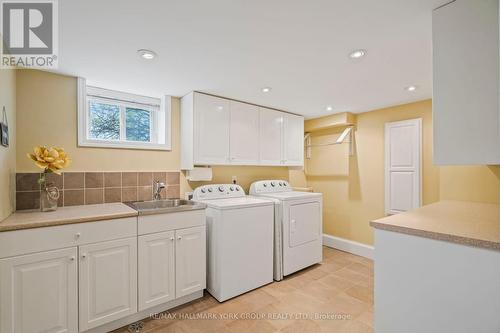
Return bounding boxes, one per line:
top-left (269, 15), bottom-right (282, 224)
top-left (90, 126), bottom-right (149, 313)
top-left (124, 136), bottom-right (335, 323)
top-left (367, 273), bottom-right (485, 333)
top-left (230, 101), bottom-right (260, 164)
top-left (432, 0), bottom-right (500, 165)
top-left (0, 248), bottom-right (78, 333)
top-left (181, 92), bottom-right (304, 168)
top-left (259, 108), bottom-right (284, 165)
top-left (193, 93), bottom-right (231, 165)
top-left (283, 113), bottom-right (305, 166)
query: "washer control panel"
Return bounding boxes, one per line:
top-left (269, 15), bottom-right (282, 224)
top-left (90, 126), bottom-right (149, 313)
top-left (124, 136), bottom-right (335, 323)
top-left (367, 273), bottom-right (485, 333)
top-left (193, 184), bottom-right (245, 200)
top-left (249, 180), bottom-right (291, 195)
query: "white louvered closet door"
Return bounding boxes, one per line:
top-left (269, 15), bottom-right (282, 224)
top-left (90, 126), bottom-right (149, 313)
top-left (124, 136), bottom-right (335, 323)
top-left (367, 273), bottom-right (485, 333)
top-left (385, 118), bottom-right (422, 215)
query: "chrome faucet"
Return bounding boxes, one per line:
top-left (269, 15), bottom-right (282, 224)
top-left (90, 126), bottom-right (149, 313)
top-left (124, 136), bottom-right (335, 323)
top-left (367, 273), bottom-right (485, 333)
top-left (153, 181), bottom-right (166, 200)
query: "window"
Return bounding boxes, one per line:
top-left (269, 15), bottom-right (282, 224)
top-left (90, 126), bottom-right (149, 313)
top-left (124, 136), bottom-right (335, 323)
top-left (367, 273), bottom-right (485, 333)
top-left (77, 78), bottom-right (171, 150)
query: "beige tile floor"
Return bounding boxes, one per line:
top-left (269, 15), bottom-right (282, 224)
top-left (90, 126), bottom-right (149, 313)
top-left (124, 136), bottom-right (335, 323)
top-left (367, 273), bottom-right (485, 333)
top-left (114, 247), bottom-right (374, 333)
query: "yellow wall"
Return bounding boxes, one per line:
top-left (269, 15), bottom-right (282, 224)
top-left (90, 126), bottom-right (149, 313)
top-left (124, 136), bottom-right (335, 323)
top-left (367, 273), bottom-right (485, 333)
top-left (0, 70), bottom-right (16, 220)
top-left (302, 100), bottom-right (439, 245)
top-left (16, 70), bottom-right (181, 172)
top-left (15, 70), bottom-right (288, 198)
top-left (300, 99), bottom-right (500, 246)
top-left (186, 166), bottom-right (289, 194)
top-left (439, 165), bottom-right (500, 203)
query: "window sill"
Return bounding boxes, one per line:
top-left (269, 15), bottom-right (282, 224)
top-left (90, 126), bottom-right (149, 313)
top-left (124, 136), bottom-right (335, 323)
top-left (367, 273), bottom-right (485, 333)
top-left (78, 139), bottom-right (172, 151)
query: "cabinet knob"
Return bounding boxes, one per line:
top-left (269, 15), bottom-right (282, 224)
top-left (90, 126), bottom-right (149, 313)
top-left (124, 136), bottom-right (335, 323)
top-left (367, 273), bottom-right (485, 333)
top-left (170, 237), bottom-right (175, 241)
top-left (81, 253), bottom-right (87, 259)
top-left (177, 236), bottom-right (182, 241)
top-left (69, 256), bottom-right (75, 261)
top-left (75, 232), bottom-right (81, 239)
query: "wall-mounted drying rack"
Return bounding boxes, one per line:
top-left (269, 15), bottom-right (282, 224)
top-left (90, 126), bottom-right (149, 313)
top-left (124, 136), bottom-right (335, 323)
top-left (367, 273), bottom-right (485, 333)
top-left (304, 126), bottom-right (354, 158)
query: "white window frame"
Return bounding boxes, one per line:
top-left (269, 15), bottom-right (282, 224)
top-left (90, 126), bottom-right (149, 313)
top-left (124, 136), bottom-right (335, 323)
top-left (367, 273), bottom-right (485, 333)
top-left (77, 78), bottom-right (172, 151)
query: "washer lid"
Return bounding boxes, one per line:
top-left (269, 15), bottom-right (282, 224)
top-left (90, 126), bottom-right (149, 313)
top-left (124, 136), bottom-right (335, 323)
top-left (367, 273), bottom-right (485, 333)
top-left (254, 191), bottom-right (322, 201)
top-left (195, 196), bottom-right (274, 209)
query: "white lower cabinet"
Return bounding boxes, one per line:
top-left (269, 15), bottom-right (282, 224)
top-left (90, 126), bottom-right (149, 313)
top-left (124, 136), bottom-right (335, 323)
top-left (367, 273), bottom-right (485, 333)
top-left (138, 231), bottom-right (176, 311)
top-left (175, 226), bottom-right (206, 298)
top-left (0, 213), bottom-right (206, 333)
top-left (0, 248), bottom-right (78, 333)
top-left (78, 237), bottom-right (137, 331)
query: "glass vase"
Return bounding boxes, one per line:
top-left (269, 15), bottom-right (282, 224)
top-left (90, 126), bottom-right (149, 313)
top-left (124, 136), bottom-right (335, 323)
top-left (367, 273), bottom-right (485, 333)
top-left (40, 186), bottom-right (59, 212)
top-left (39, 173), bottom-right (60, 212)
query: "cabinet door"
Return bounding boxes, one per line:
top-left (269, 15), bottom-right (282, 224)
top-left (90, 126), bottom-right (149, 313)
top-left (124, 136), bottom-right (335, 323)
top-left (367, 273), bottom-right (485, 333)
top-left (259, 108), bottom-right (283, 165)
top-left (138, 231), bottom-right (175, 311)
top-left (0, 248), bottom-right (78, 333)
top-left (194, 93), bottom-right (230, 165)
top-left (175, 226), bottom-right (206, 298)
top-left (283, 113), bottom-right (304, 166)
top-left (230, 100), bottom-right (260, 164)
top-left (432, 0), bottom-right (500, 164)
top-left (79, 237), bottom-right (137, 331)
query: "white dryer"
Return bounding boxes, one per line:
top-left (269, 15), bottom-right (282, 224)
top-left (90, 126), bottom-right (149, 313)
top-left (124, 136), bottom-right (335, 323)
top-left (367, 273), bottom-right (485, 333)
top-left (192, 184), bottom-right (274, 302)
top-left (250, 180), bottom-right (322, 280)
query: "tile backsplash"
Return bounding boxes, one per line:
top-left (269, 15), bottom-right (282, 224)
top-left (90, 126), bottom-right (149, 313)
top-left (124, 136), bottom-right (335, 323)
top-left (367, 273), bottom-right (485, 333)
top-left (16, 171), bottom-right (180, 211)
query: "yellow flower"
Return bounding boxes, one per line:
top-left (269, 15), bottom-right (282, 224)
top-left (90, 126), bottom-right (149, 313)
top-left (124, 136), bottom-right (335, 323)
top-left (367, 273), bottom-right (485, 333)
top-left (27, 146), bottom-right (71, 174)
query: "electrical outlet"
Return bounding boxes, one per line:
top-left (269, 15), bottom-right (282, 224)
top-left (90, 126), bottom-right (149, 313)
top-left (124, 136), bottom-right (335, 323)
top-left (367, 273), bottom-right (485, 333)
top-left (231, 176), bottom-right (237, 184)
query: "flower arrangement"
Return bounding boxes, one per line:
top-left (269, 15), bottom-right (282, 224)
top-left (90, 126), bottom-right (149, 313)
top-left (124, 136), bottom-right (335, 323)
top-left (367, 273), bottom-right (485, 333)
top-left (27, 146), bottom-right (71, 175)
top-left (27, 146), bottom-right (71, 211)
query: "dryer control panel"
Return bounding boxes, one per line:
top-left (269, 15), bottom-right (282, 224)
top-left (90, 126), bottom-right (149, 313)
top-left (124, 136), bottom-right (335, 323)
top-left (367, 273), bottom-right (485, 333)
top-left (192, 184), bottom-right (245, 200)
top-left (249, 180), bottom-right (291, 195)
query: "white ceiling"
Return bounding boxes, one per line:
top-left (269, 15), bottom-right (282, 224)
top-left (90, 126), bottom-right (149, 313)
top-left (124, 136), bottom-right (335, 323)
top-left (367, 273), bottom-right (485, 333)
top-left (59, 0), bottom-right (448, 118)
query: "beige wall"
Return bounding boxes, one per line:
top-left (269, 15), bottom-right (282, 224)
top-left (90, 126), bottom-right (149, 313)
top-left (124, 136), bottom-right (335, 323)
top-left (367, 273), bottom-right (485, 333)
top-left (0, 69), bottom-right (16, 221)
top-left (299, 99), bottom-right (500, 246)
top-left (16, 70), bottom-right (289, 197)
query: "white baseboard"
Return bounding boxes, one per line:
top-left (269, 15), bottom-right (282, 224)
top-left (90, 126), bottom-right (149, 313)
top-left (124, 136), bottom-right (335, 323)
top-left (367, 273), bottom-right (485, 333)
top-left (323, 234), bottom-right (374, 259)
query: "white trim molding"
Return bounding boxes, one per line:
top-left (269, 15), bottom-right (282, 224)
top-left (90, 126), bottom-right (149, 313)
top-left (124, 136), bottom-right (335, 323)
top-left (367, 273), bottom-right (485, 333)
top-left (322, 234), bottom-right (374, 259)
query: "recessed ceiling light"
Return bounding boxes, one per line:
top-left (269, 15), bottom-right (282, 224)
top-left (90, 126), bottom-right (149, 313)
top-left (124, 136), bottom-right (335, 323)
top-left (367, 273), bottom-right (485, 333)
top-left (261, 87), bottom-right (272, 93)
top-left (349, 49), bottom-right (366, 59)
top-left (405, 85), bottom-right (417, 92)
top-left (137, 49), bottom-right (157, 60)
top-left (326, 106), bottom-right (333, 111)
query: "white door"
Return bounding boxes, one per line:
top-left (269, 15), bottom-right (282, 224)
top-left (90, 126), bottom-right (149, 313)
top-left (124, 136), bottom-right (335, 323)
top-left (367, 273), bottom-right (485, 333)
top-left (0, 248), bottom-right (78, 333)
top-left (229, 100), bottom-right (260, 164)
top-left (138, 231), bottom-right (176, 311)
top-left (194, 93), bottom-right (230, 165)
top-left (259, 108), bottom-right (283, 165)
top-left (283, 113), bottom-right (304, 166)
top-left (175, 226), bottom-right (206, 298)
top-left (385, 118), bottom-right (422, 215)
top-left (79, 237), bottom-right (137, 331)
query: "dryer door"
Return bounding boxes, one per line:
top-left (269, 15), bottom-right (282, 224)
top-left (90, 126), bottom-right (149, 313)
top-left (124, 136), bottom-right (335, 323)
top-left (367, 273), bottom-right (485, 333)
top-left (289, 201), bottom-right (321, 247)
top-left (282, 199), bottom-right (322, 276)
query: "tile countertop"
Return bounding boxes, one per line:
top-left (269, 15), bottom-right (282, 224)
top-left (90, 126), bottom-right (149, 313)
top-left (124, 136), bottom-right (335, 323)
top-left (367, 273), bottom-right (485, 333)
top-left (0, 203), bottom-right (139, 232)
top-left (370, 200), bottom-right (500, 251)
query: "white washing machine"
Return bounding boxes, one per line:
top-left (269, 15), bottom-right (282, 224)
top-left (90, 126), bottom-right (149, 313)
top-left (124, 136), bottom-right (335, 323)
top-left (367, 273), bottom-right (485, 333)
top-left (249, 180), bottom-right (322, 281)
top-left (192, 184), bottom-right (274, 302)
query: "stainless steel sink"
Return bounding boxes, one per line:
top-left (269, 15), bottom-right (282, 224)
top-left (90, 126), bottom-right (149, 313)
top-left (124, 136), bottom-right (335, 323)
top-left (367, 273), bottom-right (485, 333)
top-left (126, 199), bottom-right (206, 215)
